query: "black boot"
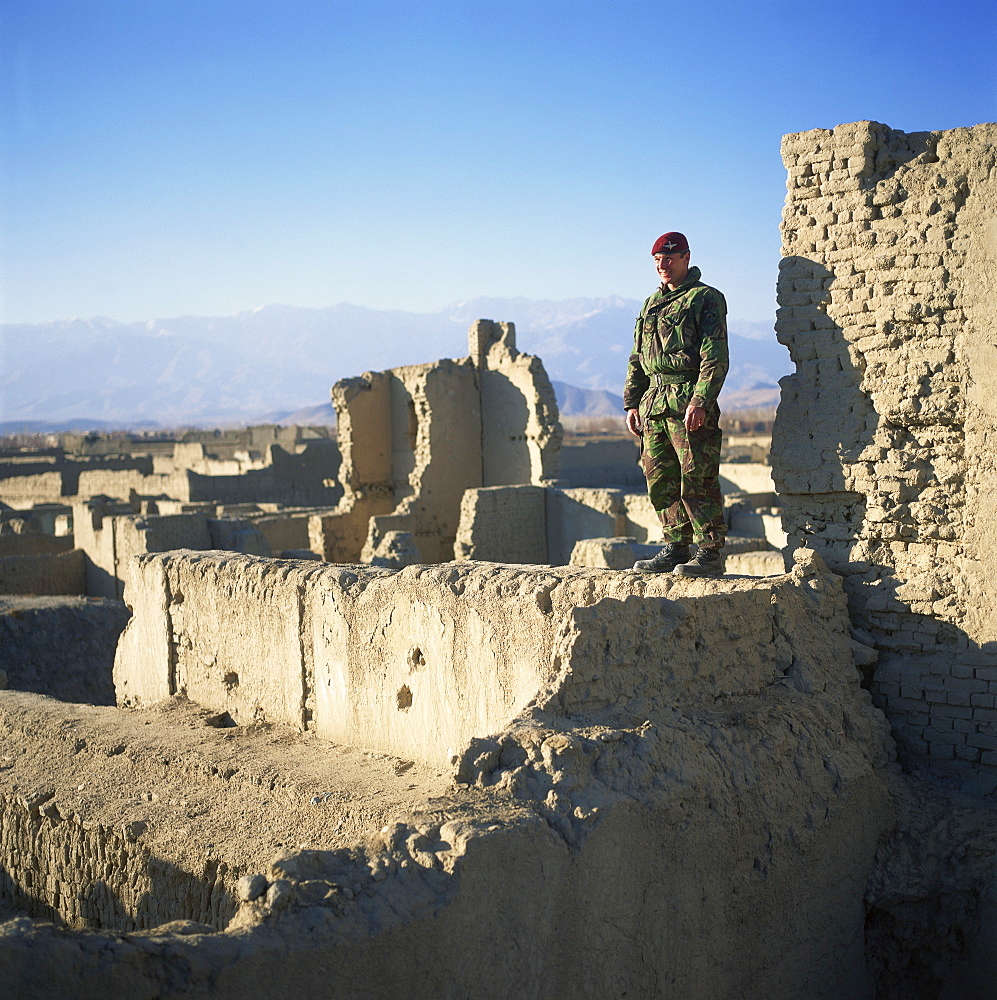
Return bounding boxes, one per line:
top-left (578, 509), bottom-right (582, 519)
top-left (673, 547), bottom-right (725, 577)
top-left (633, 542), bottom-right (691, 573)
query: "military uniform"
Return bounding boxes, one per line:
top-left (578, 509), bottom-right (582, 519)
top-left (623, 265), bottom-right (728, 549)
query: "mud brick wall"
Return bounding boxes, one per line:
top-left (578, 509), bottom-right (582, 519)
top-left (454, 485), bottom-right (548, 562)
top-left (114, 551), bottom-right (864, 770)
top-left (0, 792), bottom-right (235, 930)
top-left (0, 550), bottom-right (86, 596)
top-left (771, 120), bottom-right (997, 788)
top-left (0, 596), bottom-right (128, 705)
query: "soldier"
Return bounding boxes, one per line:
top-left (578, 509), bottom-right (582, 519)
top-left (623, 232), bottom-right (728, 576)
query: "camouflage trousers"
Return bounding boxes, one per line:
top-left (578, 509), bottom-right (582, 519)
top-left (639, 388), bottom-right (726, 548)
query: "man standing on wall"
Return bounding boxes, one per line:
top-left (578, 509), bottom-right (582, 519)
top-left (624, 232), bottom-right (729, 576)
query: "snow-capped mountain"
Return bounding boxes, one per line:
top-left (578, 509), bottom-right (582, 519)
top-left (0, 299), bottom-right (788, 429)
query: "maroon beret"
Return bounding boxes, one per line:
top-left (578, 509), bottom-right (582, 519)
top-left (651, 232), bottom-right (690, 255)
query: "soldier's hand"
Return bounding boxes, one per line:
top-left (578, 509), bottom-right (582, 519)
top-left (684, 404), bottom-right (705, 432)
top-left (625, 408), bottom-right (642, 437)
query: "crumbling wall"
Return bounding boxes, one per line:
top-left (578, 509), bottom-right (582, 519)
top-left (0, 691), bottom-right (375, 935)
top-left (4, 551), bottom-right (899, 999)
top-left (556, 437), bottom-right (643, 488)
top-left (0, 436), bottom-right (340, 511)
top-left (545, 487), bottom-right (652, 564)
top-left (0, 550), bottom-right (86, 596)
top-left (473, 320), bottom-right (562, 486)
top-left (251, 508), bottom-right (324, 555)
top-left (453, 484), bottom-right (660, 564)
top-left (77, 468), bottom-right (168, 502)
top-left (308, 371), bottom-right (404, 562)
top-left (113, 551), bottom-right (868, 770)
top-left (0, 791), bottom-right (236, 932)
top-left (73, 502), bottom-right (271, 599)
top-left (0, 511), bottom-right (72, 558)
top-left (182, 443), bottom-right (342, 508)
top-left (0, 512), bottom-right (77, 592)
top-left (0, 457), bottom-right (158, 508)
top-left (718, 461), bottom-right (778, 502)
top-left (155, 441), bottom-right (269, 476)
top-left (771, 120), bottom-right (997, 787)
top-left (310, 320), bottom-right (561, 565)
top-left (454, 469), bottom-right (779, 566)
top-left (0, 471), bottom-right (70, 508)
top-left (454, 485), bottom-right (548, 562)
top-left (360, 360), bottom-right (483, 563)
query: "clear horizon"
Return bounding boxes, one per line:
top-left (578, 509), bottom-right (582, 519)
top-left (0, 295), bottom-right (774, 330)
top-left (2, 0), bottom-right (995, 327)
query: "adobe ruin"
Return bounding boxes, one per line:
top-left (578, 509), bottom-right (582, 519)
top-left (774, 120), bottom-right (997, 789)
top-left (307, 319), bottom-right (562, 565)
top-left (3, 120), bottom-right (997, 999)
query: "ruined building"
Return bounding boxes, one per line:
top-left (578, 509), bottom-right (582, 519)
top-left (1, 318), bottom-right (780, 595)
top-left (0, 426), bottom-right (341, 511)
top-left (2, 121), bottom-right (997, 1000)
top-left (305, 317), bottom-right (779, 571)
top-left (308, 318), bottom-right (561, 565)
top-left (773, 120), bottom-right (997, 790)
top-left (0, 425), bottom-right (344, 598)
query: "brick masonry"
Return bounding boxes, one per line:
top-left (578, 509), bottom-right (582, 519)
top-left (771, 119), bottom-right (997, 788)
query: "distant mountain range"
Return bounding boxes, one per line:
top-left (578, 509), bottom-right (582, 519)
top-left (0, 298), bottom-right (787, 430)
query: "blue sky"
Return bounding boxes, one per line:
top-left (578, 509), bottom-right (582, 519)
top-left (2, 0), bottom-right (995, 325)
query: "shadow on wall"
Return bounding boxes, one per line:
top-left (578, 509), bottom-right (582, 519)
top-left (773, 255), bottom-right (879, 598)
top-left (772, 257), bottom-right (880, 497)
top-left (857, 130), bottom-right (938, 189)
top-left (773, 246), bottom-right (997, 788)
top-left (0, 600), bottom-right (129, 706)
top-left (481, 372), bottom-right (532, 487)
top-left (0, 819), bottom-right (236, 932)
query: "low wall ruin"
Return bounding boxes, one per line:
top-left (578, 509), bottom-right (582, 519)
top-left (453, 482), bottom-right (777, 567)
top-left (114, 551), bottom-right (827, 767)
top-left (74, 502), bottom-right (271, 599)
top-left (0, 434), bottom-right (340, 511)
top-left (454, 484), bottom-right (661, 564)
top-left (4, 550), bottom-right (901, 999)
top-left (555, 436), bottom-right (643, 488)
top-left (772, 120), bottom-right (997, 788)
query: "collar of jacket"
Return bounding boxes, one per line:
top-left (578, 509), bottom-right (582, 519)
top-left (655, 265), bottom-right (703, 299)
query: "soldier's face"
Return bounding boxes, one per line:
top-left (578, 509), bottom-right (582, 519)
top-left (655, 251), bottom-right (690, 288)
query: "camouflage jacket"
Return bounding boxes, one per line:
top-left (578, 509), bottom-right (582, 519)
top-left (622, 266), bottom-right (728, 414)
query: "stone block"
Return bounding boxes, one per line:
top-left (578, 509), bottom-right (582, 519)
top-left (931, 703), bottom-right (973, 720)
top-left (967, 731), bottom-right (997, 752)
top-left (568, 537), bottom-right (656, 570)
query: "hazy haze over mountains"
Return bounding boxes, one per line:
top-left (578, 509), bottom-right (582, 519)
top-left (0, 298), bottom-right (788, 430)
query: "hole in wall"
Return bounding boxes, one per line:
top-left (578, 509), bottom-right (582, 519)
top-left (396, 685), bottom-right (413, 711)
top-left (204, 711), bottom-right (237, 729)
top-left (408, 647), bottom-right (426, 670)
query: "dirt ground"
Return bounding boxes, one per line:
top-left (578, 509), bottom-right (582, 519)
top-left (0, 689), bottom-right (455, 922)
